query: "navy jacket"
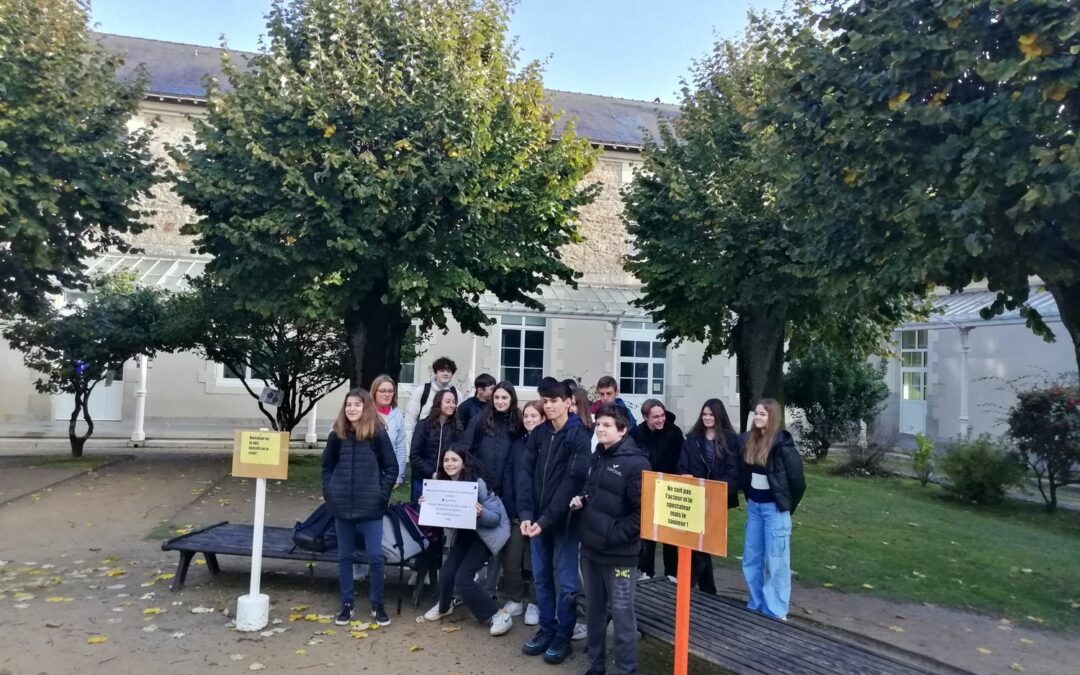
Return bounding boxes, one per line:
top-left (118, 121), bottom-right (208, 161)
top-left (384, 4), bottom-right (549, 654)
top-left (462, 412), bottom-right (522, 500)
top-left (630, 410), bottom-right (684, 473)
top-left (409, 417), bottom-right (462, 481)
top-left (456, 396), bottom-right (487, 431)
top-left (321, 429), bottom-right (398, 521)
top-left (736, 430), bottom-right (806, 513)
top-left (579, 436), bottom-right (651, 567)
top-left (677, 431), bottom-right (740, 509)
top-left (516, 413), bottom-right (590, 534)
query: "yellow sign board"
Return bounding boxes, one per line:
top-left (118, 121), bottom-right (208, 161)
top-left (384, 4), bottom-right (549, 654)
top-left (240, 431), bottom-right (281, 465)
top-left (654, 480), bottom-right (705, 534)
top-left (232, 430), bottom-right (290, 480)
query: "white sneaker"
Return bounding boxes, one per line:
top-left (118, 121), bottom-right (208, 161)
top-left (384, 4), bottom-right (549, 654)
top-left (637, 571), bottom-right (651, 581)
top-left (406, 570), bottom-right (419, 586)
top-left (489, 609), bottom-right (513, 636)
top-left (666, 575), bottom-right (678, 583)
top-left (422, 603), bottom-right (453, 622)
top-left (572, 622), bottom-right (587, 641)
top-left (523, 603), bottom-right (540, 626)
top-left (502, 600), bottom-right (524, 617)
top-left (352, 564), bottom-right (368, 582)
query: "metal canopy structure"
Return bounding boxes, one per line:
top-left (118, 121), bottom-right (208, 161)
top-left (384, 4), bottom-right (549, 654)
top-left (84, 254), bottom-right (209, 293)
top-left (905, 286), bottom-right (1060, 330)
top-left (480, 284), bottom-right (647, 321)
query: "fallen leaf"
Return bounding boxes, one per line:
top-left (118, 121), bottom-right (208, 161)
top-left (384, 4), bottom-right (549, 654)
top-left (1020, 568), bottom-right (1032, 574)
top-left (288, 613), bottom-right (304, 622)
top-left (193, 560), bottom-right (206, 566)
top-left (822, 582), bottom-right (834, 588)
top-left (824, 564), bottom-right (838, 570)
top-left (1010, 664), bottom-right (1024, 672)
top-left (861, 583), bottom-right (875, 589)
top-left (349, 621), bottom-right (371, 631)
top-left (290, 604), bottom-right (310, 612)
top-left (295, 649), bottom-right (307, 655)
top-left (441, 626), bottom-right (462, 633)
top-left (45, 621), bottom-right (62, 628)
top-left (351, 631), bottom-right (368, 639)
top-left (86, 635), bottom-right (109, 644)
top-left (143, 607), bottom-right (164, 615)
top-left (171, 631), bottom-right (185, 638)
top-left (45, 596), bottom-right (71, 603)
top-left (409, 644), bottom-right (423, 652)
top-left (976, 647), bottom-right (992, 655)
top-left (249, 664), bottom-right (265, 672)
top-left (888, 625), bottom-right (905, 633)
top-left (142, 624), bottom-right (158, 633)
top-left (1020, 638), bottom-right (1034, 645)
top-left (229, 654), bottom-right (245, 661)
top-left (190, 606), bottom-right (215, 614)
top-left (104, 568), bottom-right (126, 577)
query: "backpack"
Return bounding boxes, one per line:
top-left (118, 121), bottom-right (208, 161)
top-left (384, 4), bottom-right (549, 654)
top-left (292, 503), bottom-right (337, 552)
top-left (420, 382), bottom-right (458, 410)
top-left (380, 503), bottom-right (431, 563)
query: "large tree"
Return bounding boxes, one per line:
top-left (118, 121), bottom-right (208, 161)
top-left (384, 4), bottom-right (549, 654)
top-left (0, 0), bottom-right (159, 317)
top-left (172, 0), bottom-right (597, 389)
top-left (624, 16), bottom-right (916, 424)
top-left (773, 0), bottom-right (1080, 376)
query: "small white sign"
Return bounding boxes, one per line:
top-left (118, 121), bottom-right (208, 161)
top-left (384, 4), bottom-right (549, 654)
top-left (418, 479), bottom-right (479, 530)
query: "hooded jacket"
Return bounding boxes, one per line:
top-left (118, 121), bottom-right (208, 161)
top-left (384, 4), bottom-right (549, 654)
top-left (321, 429), bottom-right (398, 521)
top-left (444, 477), bottom-right (511, 556)
top-left (516, 413), bottom-right (590, 534)
top-left (630, 410), bottom-right (684, 473)
top-left (410, 416), bottom-right (462, 481)
top-left (736, 430), bottom-right (806, 513)
top-left (579, 435), bottom-right (651, 567)
top-left (461, 412), bottom-right (523, 500)
top-left (677, 430), bottom-right (740, 509)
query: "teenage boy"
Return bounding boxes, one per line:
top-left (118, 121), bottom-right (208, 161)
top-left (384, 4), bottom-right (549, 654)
top-left (631, 399), bottom-right (683, 579)
top-left (517, 377), bottom-right (590, 665)
top-left (404, 356), bottom-right (458, 447)
top-left (571, 403), bottom-right (649, 675)
top-left (456, 373), bottom-right (496, 430)
top-left (588, 376), bottom-right (636, 426)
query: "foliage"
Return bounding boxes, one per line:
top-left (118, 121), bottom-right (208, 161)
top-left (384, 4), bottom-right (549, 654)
top-left (940, 435), bottom-right (1025, 505)
top-left (786, 343), bottom-right (888, 460)
top-left (770, 0), bottom-right (1080, 378)
top-left (624, 14), bottom-right (918, 425)
top-left (1006, 380), bottom-right (1080, 512)
top-left (0, 0), bottom-right (160, 317)
top-left (1, 273), bottom-right (169, 456)
top-left (831, 423), bottom-right (892, 477)
top-left (164, 283), bottom-right (349, 432)
top-left (912, 433), bottom-right (935, 487)
top-left (171, 0), bottom-right (597, 390)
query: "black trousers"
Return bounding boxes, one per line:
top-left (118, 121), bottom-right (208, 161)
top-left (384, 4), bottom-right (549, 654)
top-left (638, 540), bottom-right (678, 578)
top-left (439, 529), bottom-right (497, 622)
top-left (689, 551), bottom-right (717, 594)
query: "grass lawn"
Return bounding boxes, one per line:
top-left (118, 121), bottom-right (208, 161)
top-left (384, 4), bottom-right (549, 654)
top-left (714, 465), bottom-right (1080, 630)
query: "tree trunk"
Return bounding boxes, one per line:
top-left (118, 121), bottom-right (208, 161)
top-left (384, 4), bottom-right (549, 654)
top-left (734, 307), bottom-right (787, 432)
top-left (1046, 280), bottom-right (1080, 386)
top-left (344, 286), bottom-right (409, 391)
top-left (68, 387), bottom-right (95, 458)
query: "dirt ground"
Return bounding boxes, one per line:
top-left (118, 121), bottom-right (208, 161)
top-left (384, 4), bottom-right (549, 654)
top-left (1, 451), bottom-right (1078, 675)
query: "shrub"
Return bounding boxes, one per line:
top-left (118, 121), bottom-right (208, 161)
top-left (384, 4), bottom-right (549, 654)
top-left (787, 344), bottom-right (889, 461)
top-left (832, 424), bottom-right (892, 477)
top-left (912, 433), bottom-right (935, 487)
top-left (939, 435), bottom-right (1025, 505)
top-left (1006, 382), bottom-right (1080, 512)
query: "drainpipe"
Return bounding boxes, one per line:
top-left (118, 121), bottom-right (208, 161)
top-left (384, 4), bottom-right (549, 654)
top-left (305, 400), bottom-right (318, 445)
top-left (130, 355), bottom-right (148, 444)
top-left (944, 320), bottom-right (973, 440)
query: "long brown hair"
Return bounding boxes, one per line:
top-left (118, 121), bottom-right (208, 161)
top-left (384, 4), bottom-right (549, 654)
top-left (368, 374), bottom-right (398, 408)
top-left (425, 388), bottom-right (461, 432)
top-left (571, 388), bottom-right (594, 430)
top-left (332, 388), bottom-right (383, 441)
top-left (480, 381), bottom-right (524, 436)
top-left (743, 398), bottom-right (782, 467)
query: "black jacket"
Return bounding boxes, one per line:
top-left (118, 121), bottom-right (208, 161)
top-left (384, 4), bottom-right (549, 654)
top-left (630, 411), bottom-right (684, 473)
top-left (737, 430), bottom-right (806, 513)
top-left (579, 436), bottom-right (651, 567)
top-left (410, 417), bottom-right (462, 480)
top-left (505, 435), bottom-right (527, 520)
top-left (462, 412), bottom-right (523, 499)
top-left (677, 431), bottom-right (740, 509)
top-left (457, 396), bottom-right (487, 431)
top-left (321, 430), bottom-right (398, 521)
top-left (516, 413), bottom-right (590, 534)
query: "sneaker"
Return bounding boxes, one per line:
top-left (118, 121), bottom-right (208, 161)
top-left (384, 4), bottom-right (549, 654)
top-left (334, 602), bottom-right (354, 626)
top-left (637, 571), bottom-right (651, 582)
top-left (352, 563), bottom-right (368, 582)
top-left (489, 609), bottom-right (513, 636)
top-left (451, 596), bottom-right (465, 609)
top-left (524, 603), bottom-right (540, 626)
top-left (572, 622), bottom-right (587, 641)
top-left (372, 604), bottom-right (391, 627)
top-left (522, 627), bottom-right (555, 656)
top-left (543, 637), bottom-right (573, 664)
top-left (422, 603), bottom-right (453, 622)
top-left (406, 570), bottom-right (419, 586)
top-left (502, 600), bottom-right (524, 617)
top-left (666, 575), bottom-right (678, 583)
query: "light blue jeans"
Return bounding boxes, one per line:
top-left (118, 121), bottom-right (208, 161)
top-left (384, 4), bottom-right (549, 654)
top-left (742, 500), bottom-right (792, 619)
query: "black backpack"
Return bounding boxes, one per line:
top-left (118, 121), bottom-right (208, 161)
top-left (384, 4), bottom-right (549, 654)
top-left (292, 503), bottom-right (337, 552)
top-left (420, 382), bottom-right (457, 409)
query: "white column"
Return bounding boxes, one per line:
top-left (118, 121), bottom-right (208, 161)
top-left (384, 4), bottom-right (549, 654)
top-left (130, 355), bottom-right (148, 443)
top-left (610, 320), bottom-right (621, 378)
top-left (305, 400), bottom-right (318, 445)
top-left (468, 334), bottom-right (479, 386)
top-left (958, 326), bottom-right (972, 440)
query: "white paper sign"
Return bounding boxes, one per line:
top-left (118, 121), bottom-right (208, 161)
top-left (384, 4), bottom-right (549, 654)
top-left (418, 479), bottom-right (478, 530)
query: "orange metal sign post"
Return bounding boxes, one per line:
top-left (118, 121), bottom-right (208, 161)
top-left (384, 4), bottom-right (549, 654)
top-left (640, 471), bottom-right (728, 675)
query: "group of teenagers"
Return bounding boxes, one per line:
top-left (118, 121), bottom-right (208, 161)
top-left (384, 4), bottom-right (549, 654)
top-left (321, 357), bottom-right (806, 674)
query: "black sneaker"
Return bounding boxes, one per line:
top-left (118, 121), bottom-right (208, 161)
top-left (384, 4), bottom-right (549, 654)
top-left (372, 603), bottom-right (391, 627)
top-left (543, 637), bottom-right (572, 665)
top-left (522, 627), bottom-right (555, 656)
top-left (334, 602), bottom-right (353, 626)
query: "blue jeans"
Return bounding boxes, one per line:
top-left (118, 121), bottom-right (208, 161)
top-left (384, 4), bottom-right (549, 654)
top-left (530, 528), bottom-right (580, 640)
top-left (742, 500), bottom-right (792, 619)
top-left (335, 516), bottom-right (384, 607)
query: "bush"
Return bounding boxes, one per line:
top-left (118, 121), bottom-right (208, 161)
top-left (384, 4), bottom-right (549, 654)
top-left (787, 344), bottom-right (889, 461)
top-left (912, 433), bottom-right (934, 487)
top-left (940, 435), bottom-right (1025, 505)
top-left (832, 424), bottom-right (892, 477)
top-left (1006, 381), bottom-right (1080, 512)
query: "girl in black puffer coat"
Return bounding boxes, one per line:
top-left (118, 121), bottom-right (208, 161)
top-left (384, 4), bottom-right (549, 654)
top-left (409, 389), bottom-right (462, 501)
top-left (322, 388), bottom-right (399, 627)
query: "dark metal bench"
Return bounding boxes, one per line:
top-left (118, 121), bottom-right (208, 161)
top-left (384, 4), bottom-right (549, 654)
top-left (161, 521), bottom-right (437, 613)
top-left (635, 578), bottom-right (944, 675)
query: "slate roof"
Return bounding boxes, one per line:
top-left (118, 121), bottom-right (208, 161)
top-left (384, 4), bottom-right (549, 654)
top-left (94, 33), bottom-right (679, 149)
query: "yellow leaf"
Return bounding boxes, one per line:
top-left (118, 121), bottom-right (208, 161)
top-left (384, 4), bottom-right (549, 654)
top-left (888, 91), bottom-right (911, 110)
top-left (143, 607), bottom-right (164, 615)
top-left (288, 613), bottom-right (304, 622)
top-left (304, 613), bottom-right (319, 621)
top-left (86, 635), bottom-right (109, 644)
top-left (1019, 638), bottom-right (1034, 645)
top-left (888, 625), bottom-right (905, 633)
top-left (928, 92), bottom-right (948, 108)
top-left (823, 582), bottom-right (834, 588)
top-left (351, 631), bottom-right (368, 639)
top-left (104, 568), bottom-right (126, 577)
top-left (14, 592), bottom-right (35, 601)
top-left (441, 625), bottom-right (462, 633)
top-left (408, 644), bottom-right (423, 652)
top-left (976, 647), bottom-right (993, 655)
top-left (861, 583), bottom-right (875, 589)
top-left (317, 618), bottom-right (331, 624)
top-left (156, 573), bottom-right (175, 581)
top-left (1010, 664), bottom-right (1025, 672)
top-left (1018, 33), bottom-right (1038, 46)
top-left (323, 125), bottom-right (336, 138)
top-left (1044, 85), bottom-right (1069, 102)
top-left (295, 649), bottom-right (306, 655)
top-left (290, 604), bottom-right (309, 612)
top-left (322, 629), bottom-right (336, 635)
top-left (45, 596), bottom-right (66, 603)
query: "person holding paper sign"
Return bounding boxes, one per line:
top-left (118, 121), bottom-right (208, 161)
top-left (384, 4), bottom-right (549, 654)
top-left (418, 447), bottom-right (514, 636)
top-left (737, 398), bottom-right (805, 621)
top-left (321, 389), bottom-right (399, 628)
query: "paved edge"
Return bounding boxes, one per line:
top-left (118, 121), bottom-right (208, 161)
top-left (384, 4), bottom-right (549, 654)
top-left (0, 454), bottom-right (135, 507)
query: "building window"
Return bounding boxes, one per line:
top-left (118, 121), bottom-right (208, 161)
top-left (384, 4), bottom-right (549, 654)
top-left (399, 325), bottom-right (420, 385)
top-left (900, 329), bottom-right (928, 401)
top-left (501, 315), bottom-right (545, 387)
top-left (619, 337), bottom-right (666, 396)
top-left (219, 359), bottom-right (273, 385)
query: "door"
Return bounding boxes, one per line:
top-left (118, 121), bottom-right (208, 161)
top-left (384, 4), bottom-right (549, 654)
top-left (618, 325), bottom-right (667, 413)
top-left (898, 330), bottom-right (927, 435)
top-left (53, 368), bottom-right (124, 422)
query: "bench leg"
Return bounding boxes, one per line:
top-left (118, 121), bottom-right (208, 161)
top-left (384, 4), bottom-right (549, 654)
top-left (397, 563), bottom-right (404, 615)
top-left (171, 551), bottom-right (195, 592)
top-left (205, 553), bottom-right (221, 576)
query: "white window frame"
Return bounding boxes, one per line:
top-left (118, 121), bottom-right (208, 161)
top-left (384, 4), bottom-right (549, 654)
top-left (899, 329), bottom-right (928, 401)
top-left (618, 326), bottom-right (667, 401)
top-left (216, 361), bottom-right (271, 388)
top-left (499, 315), bottom-right (547, 387)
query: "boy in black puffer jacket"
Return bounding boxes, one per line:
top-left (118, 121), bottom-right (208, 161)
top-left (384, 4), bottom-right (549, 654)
top-left (572, 403), bottom-right (650, 675)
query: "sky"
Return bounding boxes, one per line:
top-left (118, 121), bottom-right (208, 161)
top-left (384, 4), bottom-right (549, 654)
top-left (89, 0), bottom-right (787, 103)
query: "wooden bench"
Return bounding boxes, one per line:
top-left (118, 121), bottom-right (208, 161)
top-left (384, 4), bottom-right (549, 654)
top-left (161, 521), bottom-right (437, 613)
top-left (635, 578), bottom-right (944, 675)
